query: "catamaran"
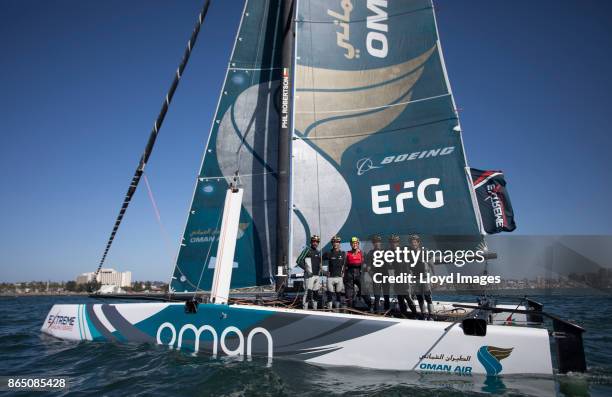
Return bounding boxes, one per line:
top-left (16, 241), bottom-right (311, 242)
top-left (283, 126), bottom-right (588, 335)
top-left (42, 0), bottom-right (586, 377)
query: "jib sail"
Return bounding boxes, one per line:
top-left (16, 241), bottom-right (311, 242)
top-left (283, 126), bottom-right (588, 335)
top-left (170, 0), bottom-right (284, 292)
top-left (290, 0), bottom-right (482, 262)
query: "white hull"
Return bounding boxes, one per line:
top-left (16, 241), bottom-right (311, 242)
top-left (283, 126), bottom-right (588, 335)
top-left (42, 301), bottom-right (553, 376)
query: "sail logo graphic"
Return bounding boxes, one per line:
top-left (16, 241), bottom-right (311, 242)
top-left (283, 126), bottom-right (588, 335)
top-left (157, 322), bottom-right (273, 358)
top-left (327, 0), bottom-right (389, 59)
top-left (381, 147), bottom-right (455, 165)
top-left (366, 0), bottom-right (389, 58)
top-left (328, 1), bottom-right (360, 59)
top-left (190, 228), bottom-right (220, 244)
top-left (477, 346), bottom-right (513, 376)
top-left (371, 178), bottom-right (444, 214)
top-left (356, 147), bottom-right (456, 176)
top-left (356, 158), bottom-right (382, 175)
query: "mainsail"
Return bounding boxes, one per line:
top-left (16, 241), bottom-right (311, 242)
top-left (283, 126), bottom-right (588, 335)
top-left (170, 0), bottom-right (284, 292)
top-left (290, 0), bottom-right (482, 262)
top-left (171, 0), bottom-right (485, 291)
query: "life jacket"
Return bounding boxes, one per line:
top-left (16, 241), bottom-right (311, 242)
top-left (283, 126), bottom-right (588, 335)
top-left (297, 246), bottom-right (321, 275)
top-left (346, 249), bottom-right (363, 268)
top-left (324, 249), bottom-right (346, 277)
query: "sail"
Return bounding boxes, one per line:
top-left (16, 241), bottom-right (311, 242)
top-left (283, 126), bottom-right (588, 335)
top-left (290, 0), bottom-right (482, 261)
top-left (170, 0), bottom-right (284, 292)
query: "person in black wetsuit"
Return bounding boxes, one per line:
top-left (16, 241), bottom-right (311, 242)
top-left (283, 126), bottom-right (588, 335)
top-left (365, 235), bottom-right (384, 312)
top-left (378, 236), bottom-right (393, 312)
top-left (409, 234), bottom-right (434, 320)
top-left (388, 234), bottom-right (418, 318)
top-left (296, 235), bottom-right (322, 309)
top-left (323, 235), bottom-right (346, 309)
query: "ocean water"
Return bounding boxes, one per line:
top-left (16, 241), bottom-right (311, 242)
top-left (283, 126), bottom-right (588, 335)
top-left (1, 294), bottom-right (611, 396)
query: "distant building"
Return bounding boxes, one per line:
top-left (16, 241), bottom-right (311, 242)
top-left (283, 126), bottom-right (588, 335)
top-left (97, 269), bottom-right (132, 287)
top-left (76, 268), bottom-right (132, 288)
top-left (76, 272), bottom-right (95, 285)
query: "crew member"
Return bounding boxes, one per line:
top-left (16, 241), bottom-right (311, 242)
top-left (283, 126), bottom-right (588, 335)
top-left (345, 237), bottom-right (369, 308)
top-left (409, 234), bottom-right (434, 320)
top-left (323, 235), bottom-right (346, 309)
top-left (378, 235), bottom-right (393, 312)
top-left (388, 234), bottom-right (418, 318)
top-left (296, 235), bottom-right (322, 309)
top-left (364, 235), bottom-right (384, 312)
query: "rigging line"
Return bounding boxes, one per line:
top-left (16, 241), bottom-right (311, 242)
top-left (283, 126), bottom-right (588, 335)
top-left (234, 0), bottom-right (267, 172)
top-left (172, 264), bottom-right (201, 290)
top-left (306, 0), bottom-right (323, 237)
top-left (294, 93), bottom-right (451, 115)
top-left (93, 0), bottom-right (211, 283)
top-left (504, 295), bottom-right (527, 323)
top-left (478, 240), bottom-right (491, 297)
top-left (143, 174), bottom-right (175, 260)
top-left (295, 50), bottom-right (434, 94)
top-left (200, 170), bottom-right (277, 180)
top-left (192, 207), bottom-right (224, 298)
top-left (234, 0), bottom-right (282, 179)
top-left (315, 149), bottom-right (322, 238)
top-left (228, 67), bottom-right (282, 71)
top-left (297, 116), bottom-right (457, 141)
top-left (297, 6), bottom-right (432, 24)
top-left (234, 104), bottom-right (258, 176)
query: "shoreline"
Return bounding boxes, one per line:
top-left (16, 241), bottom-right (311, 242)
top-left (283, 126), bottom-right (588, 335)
top-left (0, 292), bottom-right (168, 297)
top-left (1, 287), bottom-right (609, 298)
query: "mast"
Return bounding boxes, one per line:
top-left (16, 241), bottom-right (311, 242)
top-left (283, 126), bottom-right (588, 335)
top-left (275, 0), bottom-right (295, 292)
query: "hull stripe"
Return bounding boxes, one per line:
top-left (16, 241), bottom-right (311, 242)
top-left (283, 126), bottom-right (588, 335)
top-left (101, 305), bottom-right (155, 343)
top-left (86, 304), bottom-right (117, 342)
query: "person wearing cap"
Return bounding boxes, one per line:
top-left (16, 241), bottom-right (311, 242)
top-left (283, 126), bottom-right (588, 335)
top-left (364, 235), bottom-right (383, 312)
top-left (387, 234), bottom-right (418, 319)
top-left (344, 236), bottom-right (369, 308)
top-left (409, 234), bottom-right (434, 320)
top-left (296, 235), bottom-right (322, 309)
top-left (323, 235), bottom-right (346, 309)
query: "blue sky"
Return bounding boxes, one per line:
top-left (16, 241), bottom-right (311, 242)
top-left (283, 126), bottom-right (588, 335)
top-left (1, 0), bottom-right (611, 282)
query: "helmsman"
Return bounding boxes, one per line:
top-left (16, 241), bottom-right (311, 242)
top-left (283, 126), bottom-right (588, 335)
top-left (296, 234), bottom-right (322, 309)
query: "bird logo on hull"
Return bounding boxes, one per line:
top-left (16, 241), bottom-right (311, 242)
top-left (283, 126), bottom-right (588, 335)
top-left (477, 346), bottom-right (513, 376)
